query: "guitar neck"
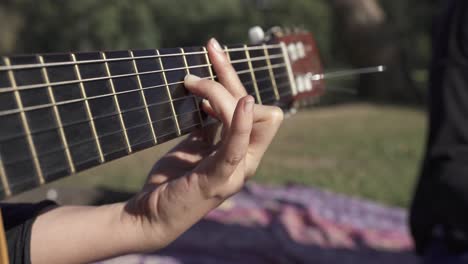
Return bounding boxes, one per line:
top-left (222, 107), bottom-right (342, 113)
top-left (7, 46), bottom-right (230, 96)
top-left (0, 42), bottom-right (296, 198)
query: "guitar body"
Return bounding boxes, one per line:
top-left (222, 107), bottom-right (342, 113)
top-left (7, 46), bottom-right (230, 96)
top-left (0, 209), bottom-right (8, 263)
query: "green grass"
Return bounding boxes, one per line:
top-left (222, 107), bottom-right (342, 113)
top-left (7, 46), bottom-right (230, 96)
top-left (56, 103), bottom-right (426, 208)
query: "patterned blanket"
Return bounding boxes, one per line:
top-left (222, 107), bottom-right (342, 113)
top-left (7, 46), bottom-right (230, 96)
top-left (99, 184), bottom-right (419, 264)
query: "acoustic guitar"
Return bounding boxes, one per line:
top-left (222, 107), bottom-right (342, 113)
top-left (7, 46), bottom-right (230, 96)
top-left (0, 27), bottom-right (326, 262)
top-left (0, 27), bottom-right (325, 199)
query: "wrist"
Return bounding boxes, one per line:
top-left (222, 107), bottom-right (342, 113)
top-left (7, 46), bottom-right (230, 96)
top-left (113, 199), bottom-right (169, 253)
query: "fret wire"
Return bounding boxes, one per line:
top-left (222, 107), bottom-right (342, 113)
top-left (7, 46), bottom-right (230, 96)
top-left (1, 170), bottom-right (42, 192)
top-left (203, 47), bottom-right (215, 81)
top-left (0, 77), bottom-right (201, 117)
top-left (0, 44), bottom-right (283, 72)
top-left (0, 46), bottom-right (291, 195)
top-left (130, 50), bottom-right (158, 144)
top-left (181, 48), bottom-right (204, 127)
top-left (279, 90), bottom-right (292, 97)
top-left (1, 77), bottom-right (290, 144)
top-left (101, 52), bottom-right (133, 153)
top-left (244, 45), bottom-right (262, 104)
top-left (0, 60), bottom-right (290, 145)
top-left (0, 53), bottom-right (284, 94)
top-left (224, 63), bottom-right (286, 77)
top-left (262, 44), bottom-right (280, 101)
top-left (1, 79), bottom-right (292, 170)
top-left (0, 63), bottom-right (286, 116)
top-left (224, 45), bottom-right (231, 62)
top-left (225, 45), bottom-right (276, 53)
top-left (276, 80), bottom-right (294, 91)
top-left (256, 83), bottom-right (291, 97)
top-left (256, 84), bottom-right (292, 105)
top-left (0, 154), bottom-right (10, 196)
top-left (243, 72), bottom-right (289, 87)
top-left (1, 121), bottom-right (205, 192)
top-left (280, 42), bottom-right (297, 96)
top-left (3, 57), bottom-right (45, 184)
top-left (262, 96), bottom-right (280, 105)
top-left (0, 63), bottom-right (210, 93)
top-left (157, 49), bottom-right (181, 136)
top-left (2, 108), bottom-right (203, 167)
top-left (1, 94), bottom-right (199, 143)
top-left (0, 62), bottom-right (288, 117)
top-left (0, 81), bottom-right (293, 175)
top-left (71, 53), bottom-right (105, 163)
top-left (38, 55), bottom-right (76, 173)
top-left (0, 95), bottom-right (194, 146)
top-left (258, 82), bottom-right (292, 98)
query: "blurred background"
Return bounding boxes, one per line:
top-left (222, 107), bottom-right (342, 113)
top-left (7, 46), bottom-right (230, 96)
top-left (1, 0), bottom-right (440, 262)
top-left (0, 0), bottom-right (435, 208)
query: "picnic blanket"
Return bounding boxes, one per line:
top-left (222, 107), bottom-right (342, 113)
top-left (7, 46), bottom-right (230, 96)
top-left (99, 183), bottom-right (419, 264)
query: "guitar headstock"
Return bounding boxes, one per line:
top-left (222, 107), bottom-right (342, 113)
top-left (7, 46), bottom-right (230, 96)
top-left (266, 27), bottom-right (325, 108)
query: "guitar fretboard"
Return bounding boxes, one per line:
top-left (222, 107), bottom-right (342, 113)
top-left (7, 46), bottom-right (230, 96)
top-left (0, 43), bottom-right (295, 198)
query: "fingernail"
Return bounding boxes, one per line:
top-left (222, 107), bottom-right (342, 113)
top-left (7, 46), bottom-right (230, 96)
top-left (184, 74), bottom-right (201, 85)
top-left (210, 38), bottom-right (223, 52)
top-left (244, 96), bottom-right (254, 113)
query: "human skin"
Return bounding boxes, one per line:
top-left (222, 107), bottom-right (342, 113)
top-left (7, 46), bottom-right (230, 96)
top-left (30, 38), bottom-right (284, 264)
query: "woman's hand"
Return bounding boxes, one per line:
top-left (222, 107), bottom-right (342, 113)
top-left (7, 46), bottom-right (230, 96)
top-left (123, 38), bottom-right (284, 251)
top-left (30, 38), bottom-right (283, 264)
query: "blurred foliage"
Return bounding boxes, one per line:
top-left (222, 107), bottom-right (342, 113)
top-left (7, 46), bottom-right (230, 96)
top-left (381, 0), bottom-right (437, 95)
top-left (0, 0), bottom-right (435, 101)
top-left (0, 1), bottom-right (434, 205)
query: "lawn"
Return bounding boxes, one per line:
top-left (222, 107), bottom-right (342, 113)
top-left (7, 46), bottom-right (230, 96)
top-left (56, 103), bottom-right (426, 208)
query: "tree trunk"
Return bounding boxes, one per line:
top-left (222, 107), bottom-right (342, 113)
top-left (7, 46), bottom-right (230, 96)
top-left (331, 0), bottom-right (420, 103)
top-left (0, 4), bottom-right (22, 54)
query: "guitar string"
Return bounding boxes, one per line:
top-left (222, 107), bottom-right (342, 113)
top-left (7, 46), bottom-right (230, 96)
top-left (0, 48), bottom-right (296, 190)
top-left (0, 48), bottom-right (285, 93)
top-left (0, 71), bottom-right (290, 156)
top-left (0, 83), bottom-right (296, 193)
top-left (0, 44), bottom-right (283, 72)
top-left (0, 61), bottom-right (287, 117)
top-left (0, 71), bottom-right (291, 143)
top-left (0, 86), bottom-right (293, 191)
top-left (2, 78), bottom-right (381, 190)
top-left (0, 79), bottom-right (289, 157)
top-left (0, 73), bottom-right (292, 148)
top-left (1, 72), bottom-right (290, 143)
top-left (2, 81), bottom-right (330, 191)
top-left (2, 89), bottom-right (288, 192)
top-left (2, 122), bottom-right (205, 191)
top-left (0, 81), bottom-right (291, 190)
top-left (1, 82), bottom-right (293, 168)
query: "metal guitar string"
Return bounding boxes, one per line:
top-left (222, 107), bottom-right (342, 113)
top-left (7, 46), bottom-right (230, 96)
top-left (0, 66), bottom-right (386, 191)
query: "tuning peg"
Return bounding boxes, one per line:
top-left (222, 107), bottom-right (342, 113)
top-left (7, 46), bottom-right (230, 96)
top-left (267, 26), bottom-right (283, 38)
top-left (249, 26), bottom-right (265, 44)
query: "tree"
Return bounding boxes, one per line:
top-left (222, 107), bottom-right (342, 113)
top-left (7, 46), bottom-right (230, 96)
top-left (330, 0), bottom-right (422, 103)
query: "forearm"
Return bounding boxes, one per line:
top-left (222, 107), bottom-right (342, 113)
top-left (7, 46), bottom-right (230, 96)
top-left (30, 203), bottom-right (137, 264)
top-left (28, 39), bottom-right (279, 263)
top-left (30, 175), bottom-right (221, 264)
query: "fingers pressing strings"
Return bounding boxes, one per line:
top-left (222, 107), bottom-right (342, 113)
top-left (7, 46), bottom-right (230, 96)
top-left (194, 96), bottom-right (254, 196)
top-left (184, 74), bottom-right (237, 128)
top-left (207, 38), bottom-right (248, 99)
